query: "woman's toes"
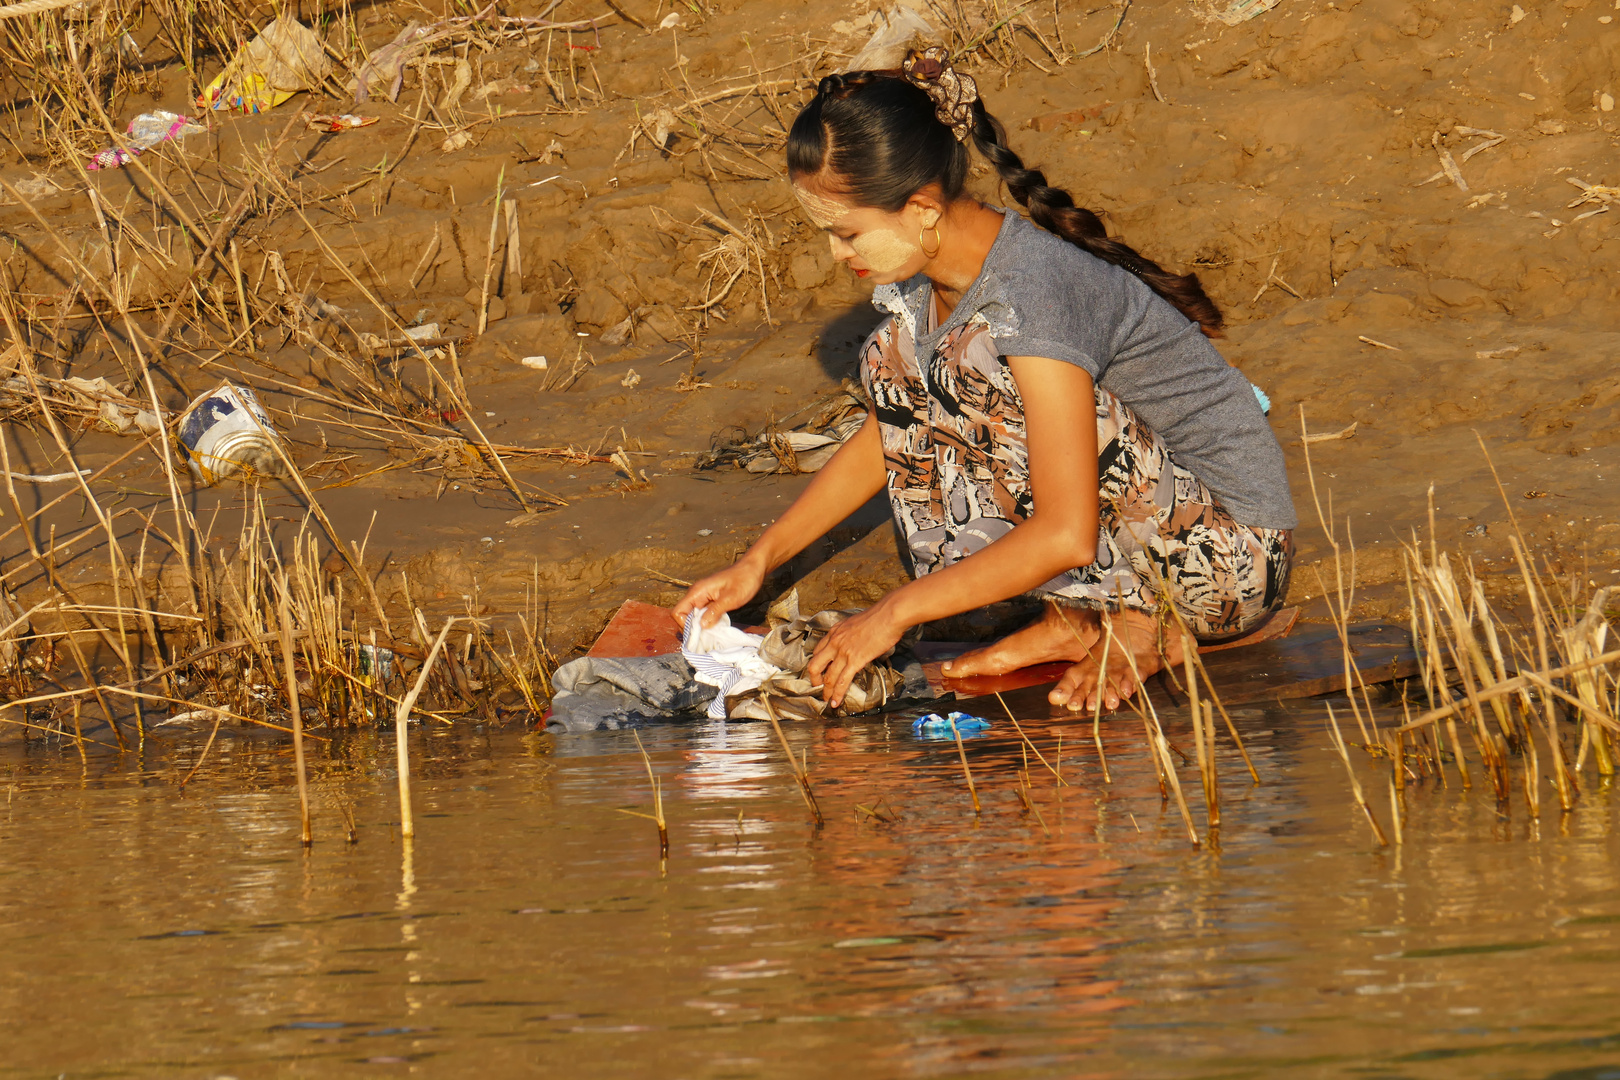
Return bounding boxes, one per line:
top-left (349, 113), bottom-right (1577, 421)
top-left (1106, 671), bottom-right (1134, 708)
top-left (1048, 664), bottom-right (1084, 706)
top-left (1051, 663), bottom-right (1097, 710)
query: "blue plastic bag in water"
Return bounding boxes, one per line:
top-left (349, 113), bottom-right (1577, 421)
top-left (911, 711), bottom-right (992, 739)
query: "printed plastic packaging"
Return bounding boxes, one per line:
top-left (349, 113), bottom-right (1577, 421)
top-left (176, 382), bottom-right (285, 483)
top-left (911, 711), bottom-right (992, 738)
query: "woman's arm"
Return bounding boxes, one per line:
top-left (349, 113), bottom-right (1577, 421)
top-left (806, 357), bottom-right (1100, 705)
top-left (672, 412), bottom-right (888, 628)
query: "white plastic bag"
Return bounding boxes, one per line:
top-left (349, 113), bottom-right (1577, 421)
top-left (844, 5), bottom-right (939, 71)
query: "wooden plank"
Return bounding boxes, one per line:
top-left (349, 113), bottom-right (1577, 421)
top-left (587, 600), bottom-right (683, 658)
top-left (949, 621), bottom-right (1420, 719)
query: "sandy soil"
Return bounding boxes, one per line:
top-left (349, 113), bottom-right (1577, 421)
top-left (1, 0), bottom-right (1617, 656)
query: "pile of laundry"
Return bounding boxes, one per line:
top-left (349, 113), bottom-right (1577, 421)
top-left (545, 591), bottom-right (926, 732)
top-left (696, 384), bottom-right (866, 475)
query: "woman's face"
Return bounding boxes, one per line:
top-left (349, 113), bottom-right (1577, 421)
top-left (791, 183), bottom-right (930, 285)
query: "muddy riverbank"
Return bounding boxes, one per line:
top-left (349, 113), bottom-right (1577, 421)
top-left (1, 0), bottom-right (1616, 661)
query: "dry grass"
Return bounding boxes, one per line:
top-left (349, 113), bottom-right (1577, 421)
top-left (1297, 412), bottom-right (1620, 834)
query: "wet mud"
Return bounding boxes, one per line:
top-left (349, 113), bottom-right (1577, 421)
top-left (1, 1), bottom-right (1618, 655)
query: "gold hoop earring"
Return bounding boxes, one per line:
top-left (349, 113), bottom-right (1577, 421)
top-left (919, 224), bottom-right (943, 259)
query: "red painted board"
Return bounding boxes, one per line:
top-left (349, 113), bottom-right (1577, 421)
top-left (587, 600), bottom-right (683, 658)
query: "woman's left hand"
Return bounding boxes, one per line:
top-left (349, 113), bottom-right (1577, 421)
top-left (804, 600), bottom-right (907, 709)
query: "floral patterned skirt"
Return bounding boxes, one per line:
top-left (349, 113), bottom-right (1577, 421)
top-left (863, 312), bottom-right (1292, 641)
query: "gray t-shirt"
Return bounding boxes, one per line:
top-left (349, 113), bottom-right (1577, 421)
top-left (881, 210), bottom-right (1297, 530)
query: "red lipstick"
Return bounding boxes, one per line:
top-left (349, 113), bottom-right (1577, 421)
top-left (855, 268), bottom-right (870, 278)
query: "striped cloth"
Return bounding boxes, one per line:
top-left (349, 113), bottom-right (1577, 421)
top-left (680, 609), bottom-right (781, 720)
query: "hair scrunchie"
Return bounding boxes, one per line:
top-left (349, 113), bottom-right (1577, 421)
top-left (901, 47), bottom-right (978, 143)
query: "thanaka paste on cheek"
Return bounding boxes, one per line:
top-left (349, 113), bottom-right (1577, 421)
top-left (794, 184), bottom-right (919, 273)
top-left (851, 228), bottom-right (918, 273)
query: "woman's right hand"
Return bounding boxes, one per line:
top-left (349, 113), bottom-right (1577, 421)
top-left (671, 556), bottom-right (767, 629)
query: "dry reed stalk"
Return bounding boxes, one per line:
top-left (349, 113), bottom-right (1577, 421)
top-left (69, 697), bottom-right (86, 764)
top-left (18, 359), bottom-right (137, 684)
top-left (760, 693), bottom-right (823, 825)
top-left (991, 690), bottom-right (1068, 785)
top-left (494, 628), bottom-right (542, 712)
top-left (1094, 618), bottom-right (1199, 843)
top-left (948, 714), bottom-right (981, 814)
top-left (53, 607), bottom-right (125, 749)
top-left (1387, 776), bottom-right (1403, 845)
top-left (1185, 636), bottom-right (1219, 826)
top-left (1326, 703), bottom-right (1389, 846)
top-left (1014, 745), bottom-right (1053, 836)
top-left (259, 174), bottom-right (540, 509)
top-left (258, 433), bottom-right (391, 633)
top-left (145, 106), bottom-right (306, 363)
top-left (1094, 530), bottom-right (1260, 786)
top-left (503, 199), bottom-right (523, 301)
top-left (320, 661), bottom-right (460, 726)
top-left (1088, 620), bottom-right (1113, 782)
top-left (178, 711), bottom-right (223, 789)
top-left (229, 241), bottom-right (250, 341)
top-left (448, 344), bottom-right (533, 515)
top-left (632, 730), bottom-right (669, 856)
top-left (278, 590), bottom-right (312, 846)
top-left (394, 615), bottom-right (458, 841)
top-left (1201, 701), bottom-right (1220, 829)
top-left (478, 170), bottom-right (505, 335)
top-left (1298, 407), bottom-right (1376, 741)
top-left (1561, 589), bottom-right (1615, 776)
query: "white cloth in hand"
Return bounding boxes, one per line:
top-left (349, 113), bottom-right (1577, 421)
top-left (681, 609), bottom-right (782, 720)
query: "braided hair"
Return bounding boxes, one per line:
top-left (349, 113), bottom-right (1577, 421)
top-left (787, 69), bottom-right (1223, 335)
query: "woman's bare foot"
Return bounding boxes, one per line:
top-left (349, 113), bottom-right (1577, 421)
top-left (1047, 609), bottom-right (1184, 712)
top-left (942, 602), bottom-right (1102, 678)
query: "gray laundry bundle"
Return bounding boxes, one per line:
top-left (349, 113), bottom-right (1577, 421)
top-left (545, 655), bottom-right (715, 732)
top-left (544, 591), bottom-right (940, 732)
top-left (724, 608), bottom-right (905, 721)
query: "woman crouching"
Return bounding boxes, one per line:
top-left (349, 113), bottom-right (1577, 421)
top-left (674, 50), bottom-right (1296, 713)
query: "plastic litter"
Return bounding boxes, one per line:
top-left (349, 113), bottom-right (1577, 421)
top-left (176, 382), bottom-right (286, 483)
top-left (845, 5), bottom-right (939, 72)
top-left (198, 14), bottom-right (331, 113)
top-left (306, 113), bottom-right (379, 133)
top-left (911, 711), bottom-right (992, 738)
top-left (357, 644), bottom-right (395, 680)
top-left (1251, 383), bottom-right (1272, 415)
top-left (87, 111), bottom-right (204, 171)
top-left (1214, 0), bottom-right (1284, 25)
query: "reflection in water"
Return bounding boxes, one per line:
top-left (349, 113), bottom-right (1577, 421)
top-left (0, 705), bottom-right (1616, 1078)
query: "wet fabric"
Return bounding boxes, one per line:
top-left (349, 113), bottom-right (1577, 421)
top-left (861, 306), bottom-right (1292, 641)
top-left (725, 608), bottom-right (904, 721)
top-left (547, 601), bottom-right (912, 731)
top-left (545, 656), bottom-right (715, 732)
top-left (683, 601), bottom-right (905, 721)
top-left (681, 611), bottom-right (778, 720)
top-left (871, 209), bottom-right (1297, 530)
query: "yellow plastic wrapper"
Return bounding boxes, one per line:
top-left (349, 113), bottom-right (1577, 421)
top-left (198, 14), bottom-right (332, 113)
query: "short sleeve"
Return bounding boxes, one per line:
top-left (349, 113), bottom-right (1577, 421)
top-left (984, 260), bottom-right (1146, 379)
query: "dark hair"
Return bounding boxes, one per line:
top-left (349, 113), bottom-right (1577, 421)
top-left (787, 70), bottom-right (1224, 335)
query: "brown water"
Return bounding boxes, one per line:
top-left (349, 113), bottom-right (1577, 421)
top-left (2, 706), bottom-right (1618, 1079)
